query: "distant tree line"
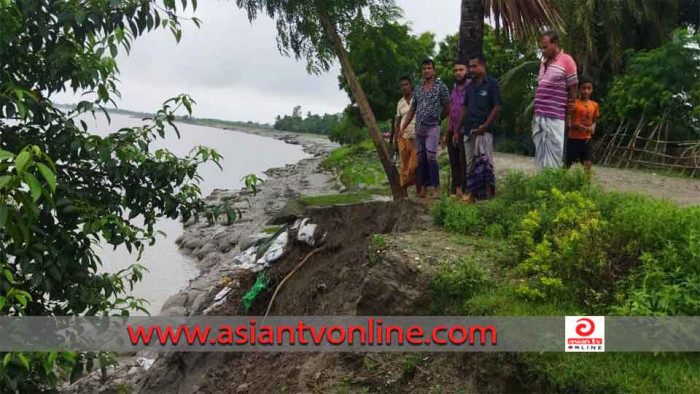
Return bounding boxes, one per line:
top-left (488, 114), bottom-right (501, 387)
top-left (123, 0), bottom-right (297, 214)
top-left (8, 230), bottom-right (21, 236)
top-left (273, 105), bottom-right (341, 135)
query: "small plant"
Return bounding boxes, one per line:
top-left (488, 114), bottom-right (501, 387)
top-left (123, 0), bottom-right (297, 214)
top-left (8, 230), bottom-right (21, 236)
top-left (363, 356), bottom-right (377, 373)
top-left (198, 173), bottom-right (263, 226)
top-left (242, 174), bottom-right (264, 195)
top-left (367, 234), bottom-right (387, 266)
top-left (442, 200), bottom-right (485, 235)
top-left (400, 355), bottom-right (422, 380)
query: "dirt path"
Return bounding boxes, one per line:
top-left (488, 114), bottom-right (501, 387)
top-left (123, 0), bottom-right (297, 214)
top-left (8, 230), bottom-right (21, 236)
top-left (494, 153), bottom-right (700, 206)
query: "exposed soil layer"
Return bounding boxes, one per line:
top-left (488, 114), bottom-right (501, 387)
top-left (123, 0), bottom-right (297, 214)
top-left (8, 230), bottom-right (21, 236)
top-left (189, 201), bottom-right (527, 394)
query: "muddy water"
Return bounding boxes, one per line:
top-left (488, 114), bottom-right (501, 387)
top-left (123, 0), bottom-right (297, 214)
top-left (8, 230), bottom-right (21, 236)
top-left (80, 113), bottom-right (309, 314)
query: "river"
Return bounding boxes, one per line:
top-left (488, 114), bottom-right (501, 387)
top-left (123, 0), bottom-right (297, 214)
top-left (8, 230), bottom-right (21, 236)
top-left (80, 112), bottom-right (309, 315)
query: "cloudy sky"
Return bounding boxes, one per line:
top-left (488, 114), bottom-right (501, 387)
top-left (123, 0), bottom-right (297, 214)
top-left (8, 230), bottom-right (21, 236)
top-left (52, 0), bottom-right (461, 124)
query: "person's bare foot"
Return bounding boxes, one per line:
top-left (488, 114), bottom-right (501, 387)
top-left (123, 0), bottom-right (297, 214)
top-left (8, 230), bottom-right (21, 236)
top-left (431, 187), bottom-right (440, 199)
top-left (418, 187), bottom-right (428, 199)
top-left (462, 193), bottom-right (475, 204)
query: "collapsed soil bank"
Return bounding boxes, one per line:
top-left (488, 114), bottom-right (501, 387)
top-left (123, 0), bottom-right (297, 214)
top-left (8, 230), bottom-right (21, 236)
top-left (137, 200), bottom-right (526, 394)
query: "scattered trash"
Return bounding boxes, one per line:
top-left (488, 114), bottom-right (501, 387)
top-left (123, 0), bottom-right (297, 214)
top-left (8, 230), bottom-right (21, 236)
top-left (203, 296), bottom-right (228, 315)
top-left (259, 231), bottom-right (288, 263)
top-left (233, 247), bottom-right (258, 269)
top-left (297, 218), bottom-right (317, 246)
top-left (214, 286), bottom-right (232, 302)
top-left (242, 272), bottom-right (269, 313)
top-left (137, 357), bottom-right (155, 370)
top-left (255, 225), bottom-right (288, 261)
top-left (266, 246), bottom-right (285, 262)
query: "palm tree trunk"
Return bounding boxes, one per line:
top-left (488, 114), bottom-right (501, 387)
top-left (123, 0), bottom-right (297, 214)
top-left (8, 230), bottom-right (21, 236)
top-left (319, 10), bottom-right (404, 200)
top-left (458, 0), bottom-right (485, 60)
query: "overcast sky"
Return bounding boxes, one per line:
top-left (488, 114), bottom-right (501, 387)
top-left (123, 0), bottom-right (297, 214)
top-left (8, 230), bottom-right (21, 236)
top-left (51, 0), bottom-right (461, 124)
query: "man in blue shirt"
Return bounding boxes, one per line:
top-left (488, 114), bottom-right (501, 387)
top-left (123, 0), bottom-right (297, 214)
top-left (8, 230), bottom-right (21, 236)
top-left (453, 53), bottom-right (502, 203)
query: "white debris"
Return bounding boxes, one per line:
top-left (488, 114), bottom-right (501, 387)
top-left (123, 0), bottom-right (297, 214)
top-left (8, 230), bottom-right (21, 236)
top-left (232, 247), bottom-right (258, 269)
top-left (214, 286), bottom-right (232, 302)
top-left (297, 218), bottom-right (317, 246)
top-left (262, 231), bottom-right (288, 263)
top-left (203, 296), bottom-right (229, 315)
top-left (266, 246), bottom-right (284, 262)
top-left (138, 357), bottom-right (155, 370)
top-left (230, 230), bottom-right (289, 274)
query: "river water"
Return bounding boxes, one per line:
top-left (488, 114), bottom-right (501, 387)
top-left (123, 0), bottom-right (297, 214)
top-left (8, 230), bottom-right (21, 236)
top-left (80, 113), bottom-right (309, 314)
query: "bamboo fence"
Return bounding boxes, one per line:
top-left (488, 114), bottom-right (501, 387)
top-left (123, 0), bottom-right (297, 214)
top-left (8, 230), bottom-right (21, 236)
top-left (591, 114), bottom-right (700, 177)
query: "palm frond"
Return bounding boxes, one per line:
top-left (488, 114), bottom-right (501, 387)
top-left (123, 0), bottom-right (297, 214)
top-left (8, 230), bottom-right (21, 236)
top-left (485, 0), bottom-right (564, 40)
top-left (499, 60), bottom-right (540, 91)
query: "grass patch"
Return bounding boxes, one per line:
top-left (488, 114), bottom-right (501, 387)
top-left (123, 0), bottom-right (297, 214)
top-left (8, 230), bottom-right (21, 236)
top-left (517, 352), bottom-right (700, 394)
top-left (431, 257), bottom-right (490, 314)
top-left (321, 141), bottom-right (387, 189)
top-left (263, 226), bottom-right (282, 234)
top-left (298, 189), bottom-right (388, 207)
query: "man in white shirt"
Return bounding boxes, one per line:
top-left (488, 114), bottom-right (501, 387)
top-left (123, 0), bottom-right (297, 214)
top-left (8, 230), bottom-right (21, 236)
top-left (394, 75), bottom-right (418, 196)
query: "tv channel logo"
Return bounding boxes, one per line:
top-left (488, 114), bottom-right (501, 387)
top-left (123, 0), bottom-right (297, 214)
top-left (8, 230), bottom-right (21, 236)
top-left (565, 316), bottom-right (605, 352)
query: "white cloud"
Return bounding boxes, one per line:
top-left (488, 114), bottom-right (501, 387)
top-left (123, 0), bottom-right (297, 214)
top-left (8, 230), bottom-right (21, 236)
top-left (51, 0), bottom-right (461, 123)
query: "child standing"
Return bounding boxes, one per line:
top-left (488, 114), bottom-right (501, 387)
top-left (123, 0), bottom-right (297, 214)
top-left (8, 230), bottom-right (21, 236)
top-left (567, 77), bottom-right (600, 176)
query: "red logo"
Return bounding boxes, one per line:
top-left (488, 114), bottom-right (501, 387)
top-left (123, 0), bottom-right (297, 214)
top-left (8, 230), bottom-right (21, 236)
top-left (566, 316), bottom-right (605, 352)
top-left (575, 318), bottom-right (595, 337)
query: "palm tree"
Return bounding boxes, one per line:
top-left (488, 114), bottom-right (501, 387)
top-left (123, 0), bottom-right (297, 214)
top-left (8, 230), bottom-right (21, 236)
top-left (554, 0), bottom-right (698, 94)
top-left (458, 0), bottom-right (563, 60)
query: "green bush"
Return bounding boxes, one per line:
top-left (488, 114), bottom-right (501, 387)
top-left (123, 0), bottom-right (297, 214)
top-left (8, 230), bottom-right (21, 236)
top-left (513, 189), bottom-right (609, 302)
top-left (433, 169), bottom-right (591, 237)
top-left (442, 200), bottom-right (485, 235)
top-left (431, 258), bottom-right (490, 314)
top-left (434, 168), bottom-right (700, 316)
top-left (484, 223), bottom-right (506, 239)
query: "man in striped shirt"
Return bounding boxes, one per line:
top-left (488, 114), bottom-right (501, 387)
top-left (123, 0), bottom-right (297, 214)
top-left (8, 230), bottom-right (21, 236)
top-left (532, 30), bottom-right (578, 170)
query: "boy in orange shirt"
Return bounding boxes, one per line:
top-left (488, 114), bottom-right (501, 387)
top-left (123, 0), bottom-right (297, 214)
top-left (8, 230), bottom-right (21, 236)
top-left (566, 77), bottom-right (600, 176)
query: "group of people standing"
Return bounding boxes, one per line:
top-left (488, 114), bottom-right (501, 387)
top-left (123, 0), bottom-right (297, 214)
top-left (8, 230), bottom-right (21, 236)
top-left (394, 30), bottom-right (600, 202)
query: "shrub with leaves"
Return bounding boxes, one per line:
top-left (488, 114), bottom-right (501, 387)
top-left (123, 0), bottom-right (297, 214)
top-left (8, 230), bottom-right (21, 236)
top-left (513, 189), bottom-right (608, 302)
top-left (604, 30), bottom-right (700, 139)
top-left (0, 0), bottom-right (222, 391)
top-left (434, 168), bottom-right (700, 316)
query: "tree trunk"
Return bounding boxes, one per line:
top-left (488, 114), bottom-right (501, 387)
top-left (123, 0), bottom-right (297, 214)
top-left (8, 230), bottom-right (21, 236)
top-left (319, 10), bottom-right (404, 200)
top-left (458, 0), bottom-right (485, 60)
